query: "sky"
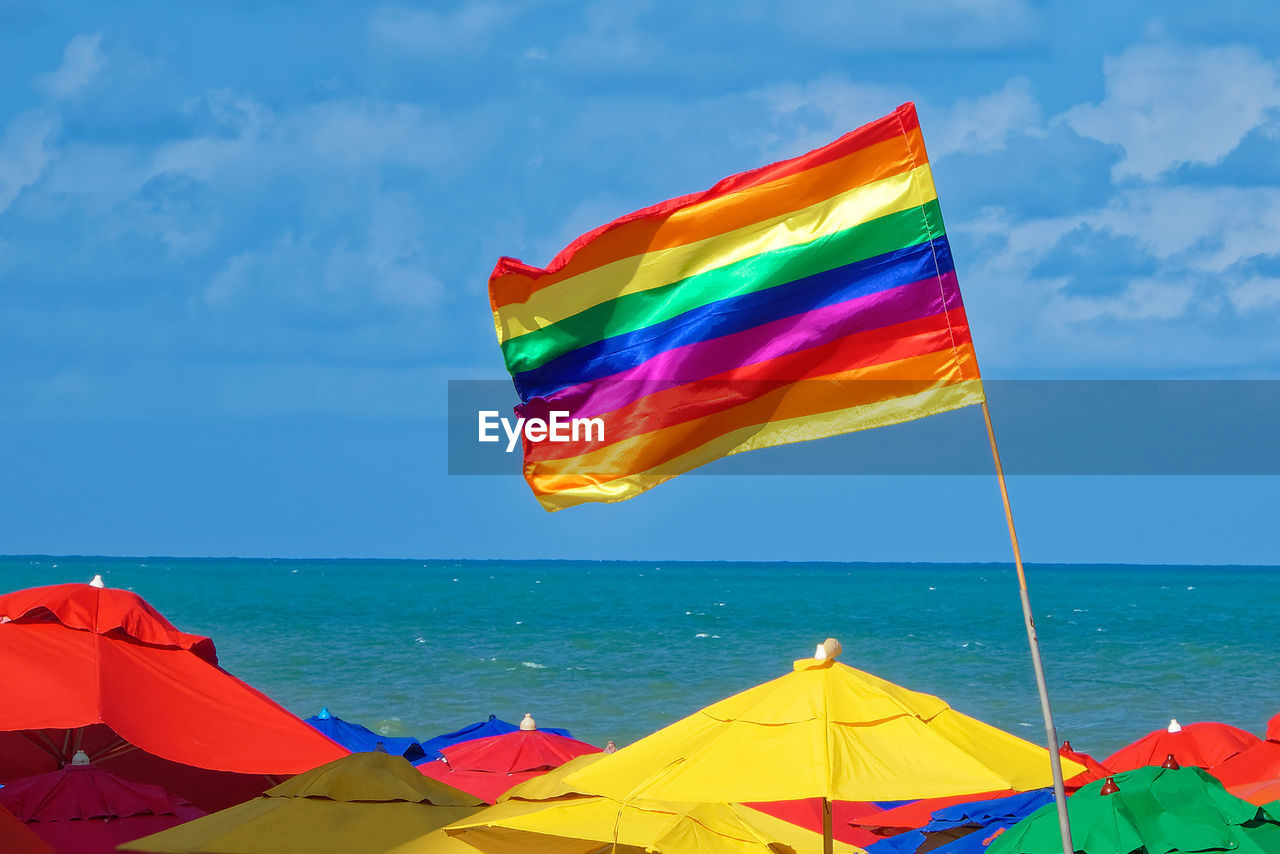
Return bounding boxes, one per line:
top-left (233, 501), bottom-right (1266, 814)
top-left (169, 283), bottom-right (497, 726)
top-left (1, 0), bottom-right (1278, 563)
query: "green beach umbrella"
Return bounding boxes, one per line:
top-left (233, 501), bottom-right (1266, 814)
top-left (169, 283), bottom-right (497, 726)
top-left (986, 764), bottom-right (1280, 854)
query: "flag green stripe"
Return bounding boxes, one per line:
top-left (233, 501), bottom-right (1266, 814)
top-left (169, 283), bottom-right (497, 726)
top-left (502, 199), bottom-right (946, 375)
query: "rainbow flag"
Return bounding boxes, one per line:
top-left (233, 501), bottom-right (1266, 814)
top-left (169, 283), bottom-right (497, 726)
top-left (489, 103), bottom-right (984, 511)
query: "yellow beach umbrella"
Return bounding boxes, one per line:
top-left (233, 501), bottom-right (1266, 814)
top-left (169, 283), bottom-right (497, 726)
top-left (496, 753), bottom-right (606, 803)
top-left (563, 640), bottom-right (1084, 804)
top-left (121, 752), bottom-right (487, 854)
top-left (435, 795), bottom-right (866, 854)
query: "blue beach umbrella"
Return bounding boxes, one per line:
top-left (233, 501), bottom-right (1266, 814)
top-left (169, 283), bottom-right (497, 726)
top-left (866, 789), bottom-right (1055, 854)
top-left (305, 708), bottom-right (427, 762)
top-left (418, 714), bottom-right (573, 762)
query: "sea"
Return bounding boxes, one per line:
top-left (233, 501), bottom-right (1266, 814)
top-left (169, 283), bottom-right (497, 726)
top-left (2, 556), bottom-right (1276, 760)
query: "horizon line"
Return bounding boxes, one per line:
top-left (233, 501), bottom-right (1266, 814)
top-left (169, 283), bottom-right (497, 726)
top-left (2, 553), bottom-right (1277, 570)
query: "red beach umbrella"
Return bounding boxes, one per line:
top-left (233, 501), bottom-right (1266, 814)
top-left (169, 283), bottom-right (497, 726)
top-left (0, 761), bottom-right (204, 854)
top-left (0, 582), bottom-right (348, 811)
top-left (745, 799), bottom-right (889, 849)
top-left (1210, 738), bottom-right (1280, 805)
top-left (1267, 711), bottom-right (1280, 742)
top-left (1104, 718), bottom-right (1260, 773)
top-left (1060, 740), bottom-right (1112, 789)
top-left (418, 715), bottom-right (600, 803)
top-left (0, 804), bottom-right (56, 854)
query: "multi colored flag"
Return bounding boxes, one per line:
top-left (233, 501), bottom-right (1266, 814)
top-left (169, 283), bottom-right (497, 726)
top-left (489, 102), bottom-right (984, 510)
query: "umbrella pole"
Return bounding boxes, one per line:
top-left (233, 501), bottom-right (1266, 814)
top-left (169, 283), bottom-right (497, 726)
top-left (981, 400), bottom-right (1075, 854)
top-left (822, 797), bottom-right (834, 854)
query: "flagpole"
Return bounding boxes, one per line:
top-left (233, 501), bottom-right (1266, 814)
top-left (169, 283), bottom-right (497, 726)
top-left (980, 400), bottom-right (1074, 854)
top-left (822, 797), bottom-right (834, 854)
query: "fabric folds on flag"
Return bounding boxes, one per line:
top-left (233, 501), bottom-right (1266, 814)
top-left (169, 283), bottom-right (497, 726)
top-left (489, 102), bottom-right (984, 510)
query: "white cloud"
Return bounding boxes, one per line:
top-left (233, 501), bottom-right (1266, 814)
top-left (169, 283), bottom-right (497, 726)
top-left (1062, 41), bottom-right (1280, 181)
top-left (780, 0), bottom-right (1041, 51)
top-left (203, 193), bottom-right (440, 313)
top-left (0, 33), bottom-right (112, 212)
top-left (924, 77), bottom-right (1041, 157)
top-left (370, 2), bottom-right (512, 54)
top-left (1083, 186), bottom-right (1280, 273)
top-left (1046, 277), bottom-right (1197, 324)
top-left (149, 93), bottom-right (454, 184)
top-left (1228, 277), bottom-right (1280, 313)
top-left (758, 75), bottom-right (1041, 161)
top-left (37, 33), bottom-right (105, 99)
top-left (552, 1), bottom-right (658, 69)
top-left (0, 112), bottom-right (59, 213)
top-left (756, 76), bottom-right (915, 158)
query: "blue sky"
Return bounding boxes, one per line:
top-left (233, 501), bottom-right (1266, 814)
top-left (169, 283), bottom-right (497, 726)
top-left (2, 1), bottom-right (1278, 563)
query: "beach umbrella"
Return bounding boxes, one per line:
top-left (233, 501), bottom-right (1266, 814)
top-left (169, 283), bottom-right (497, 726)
top-left (0, 804), bottom-right (56, 854)
top-left (1103, 718), bottom-right (1259, 772)
top-left (562, 641), bottom-right (1083, 804)
top-left (0, 759), bottom-right (204, 854)
top-left (1267, 712), bottom-right (1280, 742)
top-left (1210, 737), bottom-right (1280, 805)
top-left (741, 799), bottom-right (890, 849)
top-left (121, 751), bottom-right (487, 854)
top-left (1057, 742), bottom-right (1109, 789)
top-left (305, 707), bottom-right (427, 762)
top-left (861, 790), bottom-right (1053, 854)
top-left (436, 794), bottom-right (869, 854)
top-left (383, 757), bottom-right (609, 854)
top-left (420, 715), bottom-right (574, 762)
top-left (0, 582), bottom-right (348, 810)
top-left (419, 716), bottom-right (601, 803)
top-left (985, 765), bottom-right (1280, 854)
top-left (844, 791), bottom-right (1014, 842)
top-left (494, 752), bottom-right (606, 802)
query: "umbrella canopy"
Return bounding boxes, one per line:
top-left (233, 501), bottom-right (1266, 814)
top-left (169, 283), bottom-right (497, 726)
top-left (305, 707), bottom-right (426, 762)
top-left (1268, 712), bottom-right (1280, 742)
top-left (419, 715), bottom-right (574, 762)
top-left (0, 583), bottom-right (348, 811)
top-left (863, 790), bottom-right (1053, 854)
top-left (437, 795), bottom-right (869, 854)
top-left (1058, 742), bottom-right (1110, 789)
top-left (986, 765), bottom-right (1280, 854)
top-left (1104, 719), bottom-right (1259, 772)
top-left (121, 751), bottom-right (487, 854)
top-left (419, 727), bottom-right (601, 803)
top-left (496, 753), bottom-right (606, 802)
top-left (739, 799), bottom-right (890, 849)
top-left (0, 804), bottom-right (56, 854)
top-left (0, 763), bottom-right (204, 854)
top-left (1210, 738), bottom-right (1280, 805)
top-left (847, 791), bottom-right (1014, 838)
top-left (562, 648), bottom-right (1083, 803)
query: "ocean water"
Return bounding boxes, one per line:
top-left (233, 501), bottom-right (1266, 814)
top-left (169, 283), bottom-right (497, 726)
top-left (1, 556), bottom-right (1277, 760)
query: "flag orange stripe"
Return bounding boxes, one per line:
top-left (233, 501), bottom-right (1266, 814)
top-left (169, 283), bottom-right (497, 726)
top-left (528, 343), bottom-right (979, 494)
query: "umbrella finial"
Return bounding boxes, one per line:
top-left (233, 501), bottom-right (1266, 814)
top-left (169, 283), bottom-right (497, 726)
top-left (1100, 776), bottom-right (1120, 795)
top-left (71, 750), bottom-right (91, 766)
top-left (1061, 740), bottom-right (1073, 752)
top-left (813, 638), bottom-right (842, 661)
top-left (89, 574), bottom-right (105, 588)
top-left (317, 706), bottom-right (331, 720)
top-left (374, 741), bottom-right (388, 753)
top-left (520, 713), bottom-right (537, 731)
top-left (1168, 718), bottom-right (1182, 733)
top-left (1161, 753), bottom-right (1180, 769)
